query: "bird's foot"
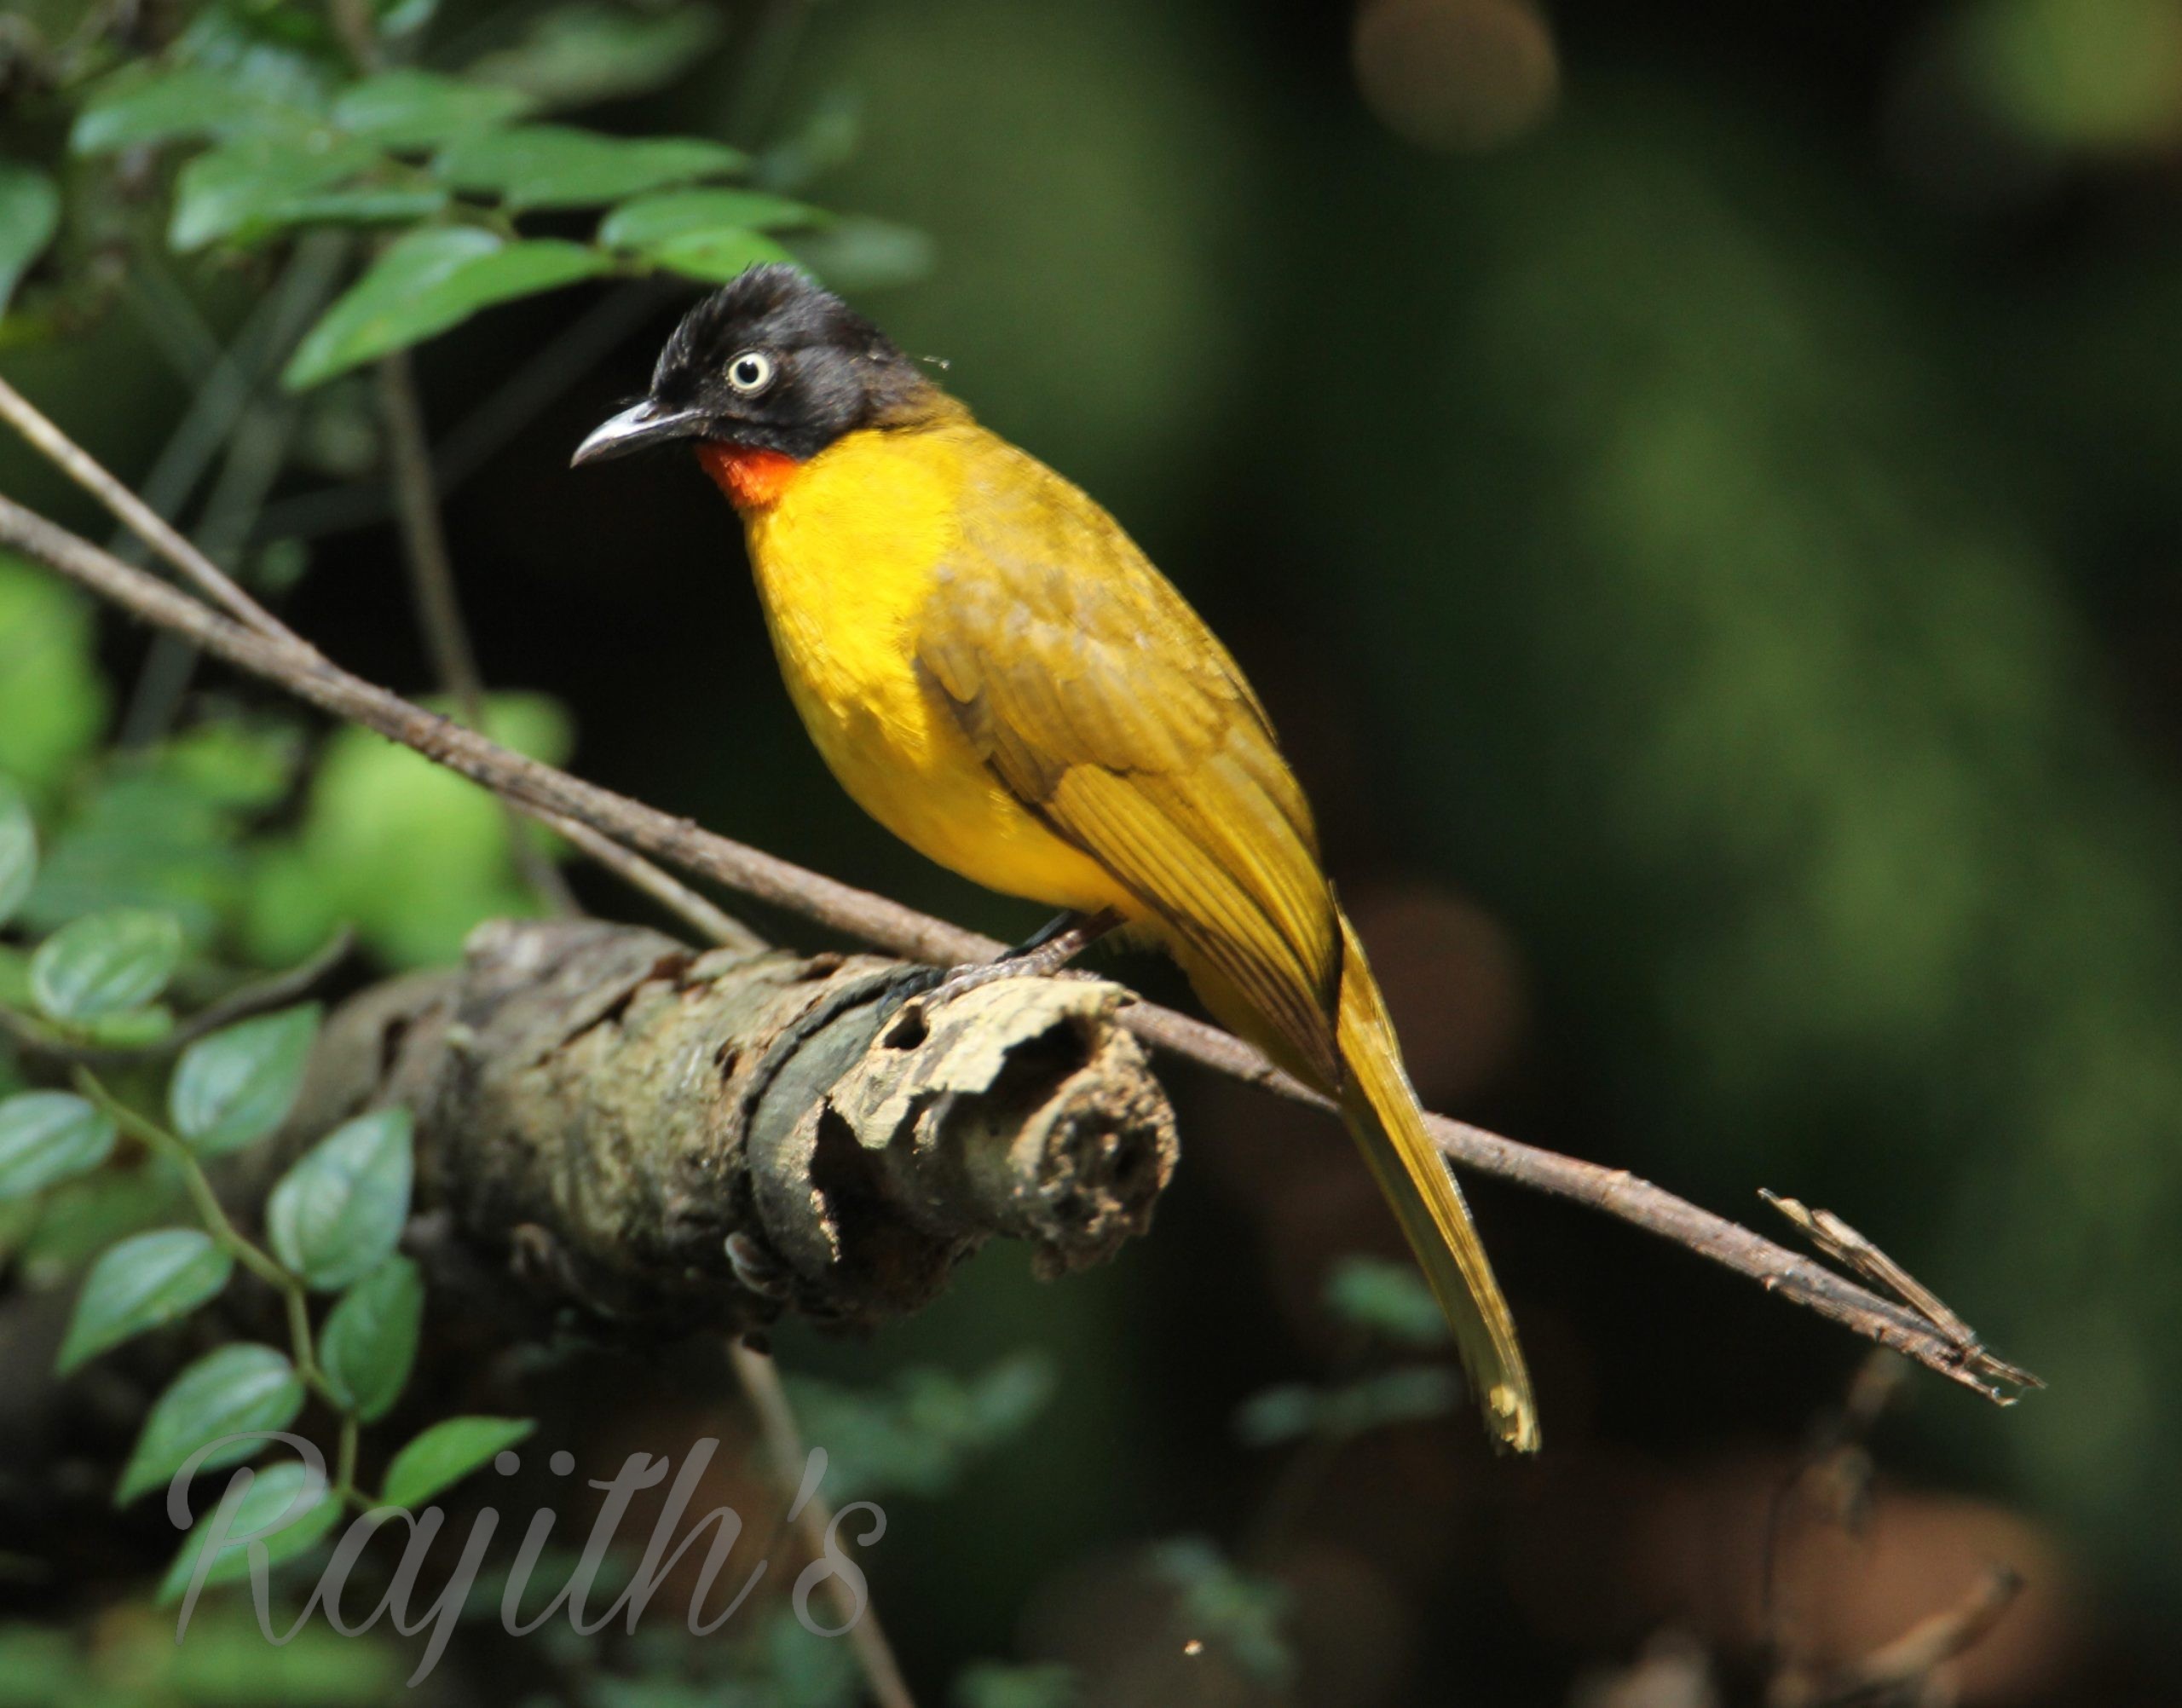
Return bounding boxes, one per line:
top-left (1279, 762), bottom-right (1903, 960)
top-left (891, 909), bottom-right (1123, 1018)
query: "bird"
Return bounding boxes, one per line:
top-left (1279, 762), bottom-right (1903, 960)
top-left (574, 264), bottom-right (1538, 1451)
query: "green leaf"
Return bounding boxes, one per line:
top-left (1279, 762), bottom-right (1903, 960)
top-left (0, 1093), bottom-right (118, 1199)
top-left (1149, 1540), bottom-right (1293, 1688)
top-left (76, 1004), bottom-right (175, 1048)
top-left (117, 1343), bottom-right (305, 1507)
top-left (788, 216), bottom-right (936, 293)
top-left (234, 187), bottom-right (451, 244)
top-left (58, 1229), bottom-right (233, 1374)
top-left (0, 945), bottom-right (32, 1010)
top-left (434, 124), bottom-right (745, 211)
top-left (282, 228), bottom-right (611, 389)
top-left (30, 909), bottom-right (184, 1022)
top-left (467, 3), bottom-right (724, 110)
top-left (157, 1459), bottom-right (339, 1602)
top-left (0, 163), bottom-right (60, 316)
top-left (266, 1106), bottom-right (413, 1289)
top-left (784, 1354), bottom-right (1056, 1501)
top-left (319, 1255), bottom-right (423, 1422)
top-left (598, 188), bottom-right (824, 249)
top-left (636, 228), bottom-right (794, 286)
top-left (169, 1004), bottom-right (321, 1156)
top-left (243, 694), bottom-right (572, 970)
top-left (169, 132), bottom-right (388, 251)
top-left (333, 70), bottom-right (534, 148)
top-left (952, 1662), bottom-right (1082, 1708)
top-left (0, 777), bottom-right (36, 927)
top-left (1233, 1367), bottom-right (1461, 1446)
top-left (1322, 1255), bottom-right (1452, 1347)
top-left (72, 64), bottom-right (315, 154)
top-left (382, 1416), bottom-right (533, 1509)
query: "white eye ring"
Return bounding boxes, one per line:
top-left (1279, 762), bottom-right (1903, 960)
top-left (725, 349), bottom-right (776, 394)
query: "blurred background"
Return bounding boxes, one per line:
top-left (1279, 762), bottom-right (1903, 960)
top-left (6, 0), bottom-right (2182, 1701)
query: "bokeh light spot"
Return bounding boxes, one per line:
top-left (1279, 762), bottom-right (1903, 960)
top-left (1352, 0), bottom-right (1561, 153)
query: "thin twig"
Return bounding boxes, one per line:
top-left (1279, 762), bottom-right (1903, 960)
top-left (253, 284), bottom-right (673, 545)
top-left (0, 378), bottom-right (292, 643)
top-left (374, 350), bottom-right (577, 915)
top-left (0, 490), bottom-right (2041, 1405)
top-left (1778, 1566), bottom-right (2023, 1708)
top-left (1763, 1193), bottom-right (2041, 1397)
top-left (112, 233), bottom-right (353, 741)
top-left (727, 1342), bottom-right (917, 1708)
top-left (534, 808), bottom-right (766, 953)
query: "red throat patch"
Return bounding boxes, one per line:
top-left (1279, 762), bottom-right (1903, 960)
top-left (696, 442), bottom-right (804, 511)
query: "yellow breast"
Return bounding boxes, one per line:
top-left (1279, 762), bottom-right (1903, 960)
top-left (739, 424), bottom-right (1127, 915)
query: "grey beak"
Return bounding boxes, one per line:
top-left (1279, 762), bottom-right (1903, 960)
top-left (570, 400), bottom-right (707, 467)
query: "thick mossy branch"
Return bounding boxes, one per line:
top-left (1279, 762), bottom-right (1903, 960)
top-left (280, 920), bottom-right (1177, 1335)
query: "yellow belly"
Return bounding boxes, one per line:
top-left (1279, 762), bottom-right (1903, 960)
top-left (740, 427), bottom-right (1129, 919)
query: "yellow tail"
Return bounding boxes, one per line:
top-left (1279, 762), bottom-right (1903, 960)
top-left (1334, 915), bottom-right (1540, 1453)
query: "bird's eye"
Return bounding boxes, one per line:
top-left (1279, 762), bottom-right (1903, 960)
top-left (725, 350), bottom-right (776, 394)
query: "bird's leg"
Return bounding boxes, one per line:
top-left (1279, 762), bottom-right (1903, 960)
top-left (997, 907), bottom-right (1123, 976)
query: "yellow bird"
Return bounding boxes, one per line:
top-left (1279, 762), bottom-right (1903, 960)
top-left (575, 266), bottom-right (1538, 1451)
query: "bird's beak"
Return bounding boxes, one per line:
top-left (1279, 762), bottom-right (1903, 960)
top-left (570, 400), bottom-right (708, 467)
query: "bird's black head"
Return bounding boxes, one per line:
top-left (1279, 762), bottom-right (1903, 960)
top-left (571, 264), bottom-right (935, 467)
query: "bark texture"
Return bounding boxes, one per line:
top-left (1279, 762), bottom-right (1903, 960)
top-left (275, 919), bottom-right (1178, 1336)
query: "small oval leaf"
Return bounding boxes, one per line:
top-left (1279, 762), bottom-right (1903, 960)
top-left (30, 909), bottom-right (184, 1023)
top-left (58, 1229), bottom-right (233, 1374)
top-left (319, 1255), bottom-right (424, 1422)
top-left (117, 1343), bottom-right (305, 1507)
top-left (382, 1416), bottom-right (534, 1510)
top-left (156, 1460), bottom-right (339, 1603)
top-left (170, 1003), bottom-right (320, 1156)
top-left (0, 1092), bottom-right (118, 1200)
top-left (266, 1107), bottom-right (413, 1290)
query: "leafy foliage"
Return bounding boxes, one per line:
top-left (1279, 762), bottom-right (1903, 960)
top-left (0, 779), bottom-right (35, 928)
top-left (19, 10), bottom-right (924, 396)
top-left (0, 560), bottom-right (108, 799)
top-left (0, 164), bottom-right (59, 316)
top-left (245, 694), bottom-right (573, 968)
top-left (952, 1662), bottom-right (1083, 1708)
top-left (1147, 1539), bottom-right (1293, 1688)
top-left (785, 1353), bottom-right (1056, 1501)
top-left (1321, 1255), bottom-right (1453, 1348)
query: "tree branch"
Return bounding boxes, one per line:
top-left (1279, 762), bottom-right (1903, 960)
top-left (0, 487), bottom-right (2039, 1403)
top-left (263, 918), bottom-right (1175, 1331)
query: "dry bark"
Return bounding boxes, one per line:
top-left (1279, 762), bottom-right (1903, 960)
top-left (265, 918), bottom-right (1177, 1336)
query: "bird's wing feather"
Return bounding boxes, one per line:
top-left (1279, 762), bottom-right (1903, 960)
top-left (915, 441), bottom-right (1342, 1078)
